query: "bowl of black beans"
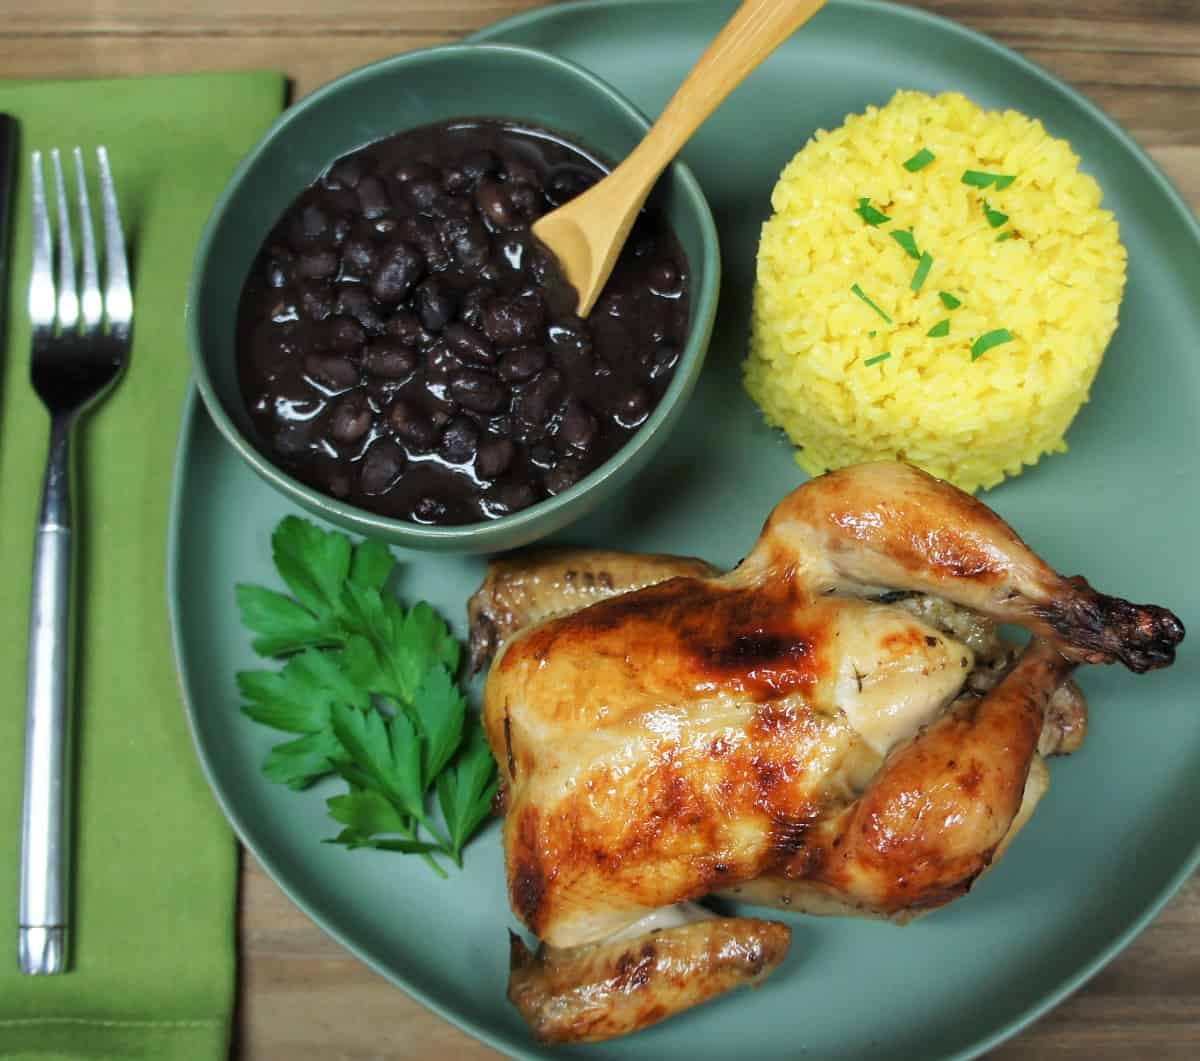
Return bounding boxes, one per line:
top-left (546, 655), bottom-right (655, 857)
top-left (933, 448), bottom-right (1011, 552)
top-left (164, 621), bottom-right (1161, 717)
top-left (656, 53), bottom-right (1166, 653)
top-left (189, 42), bottom-right (719, 552)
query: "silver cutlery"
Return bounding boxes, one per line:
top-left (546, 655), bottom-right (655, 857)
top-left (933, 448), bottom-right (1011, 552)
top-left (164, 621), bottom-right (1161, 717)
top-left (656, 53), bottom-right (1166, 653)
top-left (20, 147), bottom-right (131, 975)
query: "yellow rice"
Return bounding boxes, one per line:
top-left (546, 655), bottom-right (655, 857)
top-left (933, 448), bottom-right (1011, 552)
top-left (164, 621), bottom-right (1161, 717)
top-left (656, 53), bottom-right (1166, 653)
top-left (744, 90), bottom-right (1126, 492)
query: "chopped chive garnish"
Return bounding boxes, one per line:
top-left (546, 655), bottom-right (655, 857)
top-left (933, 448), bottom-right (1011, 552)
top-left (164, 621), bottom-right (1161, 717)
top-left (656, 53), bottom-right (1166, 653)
top-left (903, 148), bottom-right (936, 172)
top-left (971, 328), bottom-right (1015, 361)
top-left (868, 330), bottom-right (877, 338)
top-left (851, 283), bottom-right (893, 323)
top-left (983, 199), bottom-right (1009, 228)
top-left (863, 352), bottom-right (892, 367)
top-left (996, 230), bottom-right (1015, 242)
top-left (939, 291), bottom-right (962, 309)
top-left (911, 251), bottom-right (933, 292)
top-left (962, 170), bottom-right (1016, 190)
top-left (855, 197), bottom-right (892, 226)
top-left (890, 228), bottom-right (921, 261)
top-left (927, 319), bottom-right (951, 337)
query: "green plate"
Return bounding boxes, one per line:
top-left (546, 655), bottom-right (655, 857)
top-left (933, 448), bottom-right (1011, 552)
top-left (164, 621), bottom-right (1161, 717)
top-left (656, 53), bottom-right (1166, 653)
top-left (167, 1), bottom-right (1200, 1057)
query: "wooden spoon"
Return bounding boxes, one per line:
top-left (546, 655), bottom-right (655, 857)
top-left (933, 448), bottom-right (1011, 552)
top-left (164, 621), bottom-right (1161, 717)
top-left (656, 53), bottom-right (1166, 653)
top-left (532, 0), bottom-right (827, 317)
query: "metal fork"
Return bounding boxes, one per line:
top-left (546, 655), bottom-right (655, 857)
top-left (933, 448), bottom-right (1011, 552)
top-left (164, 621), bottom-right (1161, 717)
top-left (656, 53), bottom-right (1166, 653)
top-left (20, 147), bottom-right (131, 975)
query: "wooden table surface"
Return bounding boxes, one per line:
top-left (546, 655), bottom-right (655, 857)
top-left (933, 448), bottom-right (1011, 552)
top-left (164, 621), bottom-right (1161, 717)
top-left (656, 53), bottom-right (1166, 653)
top-left (7, 0), bottom-right (1198, 1055)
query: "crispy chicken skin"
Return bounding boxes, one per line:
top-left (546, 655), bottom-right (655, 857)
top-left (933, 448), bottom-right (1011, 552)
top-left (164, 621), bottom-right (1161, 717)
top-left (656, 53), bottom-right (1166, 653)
top-left (468, 548), bottom-right (718, 673)
top-left (472, 462), bottom-right (1184, 1042)
top-left (508, 910), bottom-right (789, 1044)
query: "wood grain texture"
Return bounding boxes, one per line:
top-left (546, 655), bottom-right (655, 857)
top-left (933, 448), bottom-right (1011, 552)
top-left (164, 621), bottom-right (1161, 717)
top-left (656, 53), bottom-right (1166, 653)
top-left (3, 0), bottom-right (1193, 1055)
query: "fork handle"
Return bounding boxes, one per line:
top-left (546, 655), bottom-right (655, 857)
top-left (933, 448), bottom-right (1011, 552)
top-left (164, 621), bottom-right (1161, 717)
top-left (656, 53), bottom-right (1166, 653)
top-left (20, 413), bottom-right (75, 975)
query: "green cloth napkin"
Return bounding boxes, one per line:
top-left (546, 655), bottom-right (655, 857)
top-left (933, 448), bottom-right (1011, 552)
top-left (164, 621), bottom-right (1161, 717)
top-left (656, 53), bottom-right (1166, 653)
top-left (0, 72), bottom-right (285, 1060)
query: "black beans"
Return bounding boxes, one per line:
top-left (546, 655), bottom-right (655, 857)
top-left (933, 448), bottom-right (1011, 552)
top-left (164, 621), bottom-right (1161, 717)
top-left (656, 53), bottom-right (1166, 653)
top-left (299, 204), bottom-right (330, 240)
top-left (545, 457), bottom-right (584, 496)
top-left (475, 436), bottom-right (514, 479)
top-left (415, 279), bottom-right (455, 333)
top-left (360, 440), bottom-right (406, 495)
top-left (238, 118), bottom-right (689, 526)
top-left (370, 242), bottom-right (425, 305)
top-left (342, 236), bottom-right (376, 276)
top-left (328, 393), bottom-right (373, 444)
top-left (439, 215), bottom-right (490, 269)
top-left (497, 345), bottom-right (546, 383)
top-left (546, 164), bottom-right (596, 206)
top-left (387, 398), bottom-right (437, 450)
top-left (614, 387), bottom-right (651, 428)
top-left (460, 286), bottom-right (493, 331)
top-left (439, 415), bottom-right (480, 463)
top-left (334, 285), bottom-right (384, 333)
top-left (385, 310), bottom-right (434, 349)
top-left (404, 178), bottom-right (441, 213)
top-left (330, 316), bottom-right (366, 355)
top-left (325, 158), bottom-right (363, 190)
top-left (450, 368), bottom-right (507, 413)
top-left (475, 180), bottom-right (518, 229)
top-left (356, 176), bottom-right (391, 219)
top-left (649, 261), bottom-right (681, 294)
top-left (364, 340), bottom-right (417, 379)
top-left (295, 249), bottom-right (339, 280)
top-left (393, 159), bottom-right (435, 184)
top-left (299, 284), bottom-right (333, 321)
top-left (487, 481), bottom-right (536, 515)
top-left (514, 368), bottom-right (562, 425)
top-left (304, 353), bottom-right (359, 391)
top-left (484, 293), bottom-right (546, 347)
top-left (443, 322), bottom-right (495, 365)
top-left (557, 398), bottom-right (597, 452)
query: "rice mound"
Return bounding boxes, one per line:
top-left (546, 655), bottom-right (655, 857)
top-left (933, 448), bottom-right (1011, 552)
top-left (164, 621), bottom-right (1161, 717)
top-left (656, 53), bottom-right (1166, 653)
top-left (744, 90), bottom-right (1126, 492)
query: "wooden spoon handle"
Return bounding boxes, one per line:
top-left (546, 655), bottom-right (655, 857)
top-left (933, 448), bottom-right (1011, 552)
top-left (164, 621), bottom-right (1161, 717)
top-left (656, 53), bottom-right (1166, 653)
top-left (630, 0), bottom-right (827, 175)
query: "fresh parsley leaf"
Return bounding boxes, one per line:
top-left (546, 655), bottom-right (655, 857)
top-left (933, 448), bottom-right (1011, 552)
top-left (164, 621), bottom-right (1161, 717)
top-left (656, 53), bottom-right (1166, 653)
top-left (325, 830), bottom-right (443, 857)
top-left (855, 197), bottom-right (891, 226)
top-left (411, 666), bottom-right (467, 786)
top-left (330, 702), bottom-right (425, 821)
top-left (235, 584), bottom-right (340, 657)
top-left (996, 230), bottom-right (1015, 242)
top-left (327, 788), bottom-right (411, 837)
top-left (863, 352), bottom-right (892, 367)
top-left (349, 538), bottom-right (396, 592)
top-left (271, 516), bottom-right (353, 621)
top-left (236, 518), bottom-right (498, 874)
top-left (927, 319), bottom-right (951, 338)
top-left (262, 728), bottom-right (344, 791)
top-left (239, 648), bottom-right (369, 733)
top-left (911, 251), bottom-right (933, 293)
top-left (438, 724), bottom-right (500, 860)
top-left (939, 291), bottom-right (962, 309)
top-left (889, 228), bottom-right (921, 261)
top-left (903, 147), bottom-right (935, 172)
top-left (971, 328), bottom-right (1015, 361)
top-left (962, 169), bottom-right (1016, 190)
top-left (983, 199), bottom-right (1009, 228)
top-left (851, 283), bottom-right (893, 323)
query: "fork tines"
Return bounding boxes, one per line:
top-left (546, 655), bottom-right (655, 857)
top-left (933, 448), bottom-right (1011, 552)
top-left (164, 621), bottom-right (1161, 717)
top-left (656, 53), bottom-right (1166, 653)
top-left (29, 147), bottom-right (131, 341)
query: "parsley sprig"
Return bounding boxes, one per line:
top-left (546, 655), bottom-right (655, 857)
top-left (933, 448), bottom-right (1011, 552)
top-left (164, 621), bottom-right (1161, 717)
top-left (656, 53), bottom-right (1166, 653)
top-left (236, 517), bottom-right (497, 876)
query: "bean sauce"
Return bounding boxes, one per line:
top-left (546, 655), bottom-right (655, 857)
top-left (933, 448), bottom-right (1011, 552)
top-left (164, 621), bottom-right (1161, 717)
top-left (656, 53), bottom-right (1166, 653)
top-left (236, 119), bottom-right (690, 525)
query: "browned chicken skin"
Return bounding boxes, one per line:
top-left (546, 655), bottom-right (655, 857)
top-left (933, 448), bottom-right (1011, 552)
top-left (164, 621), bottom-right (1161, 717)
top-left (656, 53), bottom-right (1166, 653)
top-left (508, 909), bottom-right (789, 1044)
top-left (471, 462), bottom-right (1184, 1043)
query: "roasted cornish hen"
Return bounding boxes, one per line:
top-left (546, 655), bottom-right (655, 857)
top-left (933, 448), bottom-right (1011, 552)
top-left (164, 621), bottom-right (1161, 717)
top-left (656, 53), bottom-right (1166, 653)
top-left (468, 462), bottom-right (1184, 1043)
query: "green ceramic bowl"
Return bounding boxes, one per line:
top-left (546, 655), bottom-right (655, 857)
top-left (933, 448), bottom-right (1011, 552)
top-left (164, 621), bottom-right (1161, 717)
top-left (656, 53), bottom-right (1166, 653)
top-left (187, 43), bottom-right (719, 553)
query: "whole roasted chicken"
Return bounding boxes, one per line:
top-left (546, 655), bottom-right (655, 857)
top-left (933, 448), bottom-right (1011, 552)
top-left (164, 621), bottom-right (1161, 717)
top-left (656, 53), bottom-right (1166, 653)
top-left (467, 462), bottom-right (1184, 1044)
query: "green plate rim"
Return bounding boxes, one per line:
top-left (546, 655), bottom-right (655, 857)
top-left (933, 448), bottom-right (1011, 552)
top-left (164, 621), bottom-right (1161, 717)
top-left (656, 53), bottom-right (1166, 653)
top-left (167, 2), bottom-right (1200, 1058)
